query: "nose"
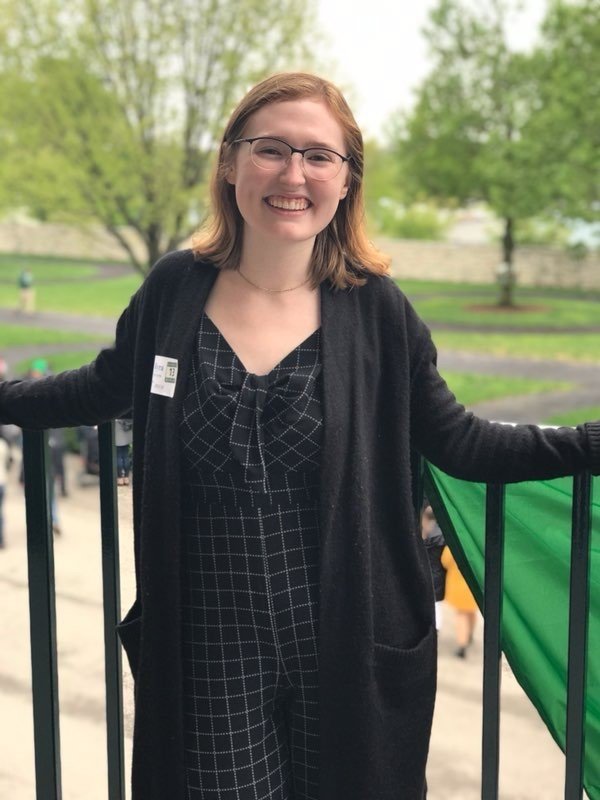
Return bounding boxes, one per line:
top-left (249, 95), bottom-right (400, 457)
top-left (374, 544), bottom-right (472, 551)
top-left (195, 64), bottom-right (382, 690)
top-left (279, 152), bottom-right (306, 183)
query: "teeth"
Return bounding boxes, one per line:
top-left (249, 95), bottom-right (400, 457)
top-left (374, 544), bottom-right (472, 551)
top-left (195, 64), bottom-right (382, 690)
top-left (267, 197), bottom-right (310, 211)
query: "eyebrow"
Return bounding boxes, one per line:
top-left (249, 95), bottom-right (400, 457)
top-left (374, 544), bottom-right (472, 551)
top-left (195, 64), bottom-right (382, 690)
top-left (259, 134), bottom-right (343, 151)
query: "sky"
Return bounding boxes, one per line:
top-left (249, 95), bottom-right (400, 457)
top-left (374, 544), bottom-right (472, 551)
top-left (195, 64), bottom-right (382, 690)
top-left (315, 0), bottom-right (548, 140)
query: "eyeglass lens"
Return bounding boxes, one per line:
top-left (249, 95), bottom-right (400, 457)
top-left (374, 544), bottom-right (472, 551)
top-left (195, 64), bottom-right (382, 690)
top-left (249, 138), bottom-right (344, 180)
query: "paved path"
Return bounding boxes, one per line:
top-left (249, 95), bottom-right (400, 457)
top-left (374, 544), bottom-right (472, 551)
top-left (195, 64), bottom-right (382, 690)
top-left (438, 349), bottom-right (600, 423)
top-left (0, 308), bottom-right (116, 337)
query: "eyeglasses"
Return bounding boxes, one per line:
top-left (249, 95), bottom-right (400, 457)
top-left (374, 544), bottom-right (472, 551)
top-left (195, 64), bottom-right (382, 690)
top-left (232, 136), bottom-right (351, 181)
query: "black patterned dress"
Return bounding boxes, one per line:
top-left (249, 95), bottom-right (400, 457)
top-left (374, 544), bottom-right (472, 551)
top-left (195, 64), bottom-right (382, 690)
top-left (179, 314), bottom-right (322, 800)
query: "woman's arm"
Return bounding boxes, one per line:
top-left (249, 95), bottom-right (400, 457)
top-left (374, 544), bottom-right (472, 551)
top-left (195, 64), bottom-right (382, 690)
top-left (0, 296), bottom-right (137, 430)
top-left (409, 327), bottom-right (600, 483)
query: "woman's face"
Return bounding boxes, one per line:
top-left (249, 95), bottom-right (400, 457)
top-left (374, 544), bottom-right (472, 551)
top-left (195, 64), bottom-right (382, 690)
top-left (227, 98), bottom-right (350, 249)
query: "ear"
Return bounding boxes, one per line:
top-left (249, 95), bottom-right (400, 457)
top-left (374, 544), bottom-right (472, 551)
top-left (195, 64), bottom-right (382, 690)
top-left (226, 164), bottom-right (236, 185)
top-left (339, 183), bottom-right (349, 200)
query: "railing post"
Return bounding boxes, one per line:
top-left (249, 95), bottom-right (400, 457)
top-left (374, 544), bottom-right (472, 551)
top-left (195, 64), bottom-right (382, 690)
top-left (23, 429), bottom-right (62, 800)
top-left (564, 471), bottom-right (592, 800)
top-left (98, 421), bottom-right (126, 800)
top-left (481, 483), bottom-right (505, 800)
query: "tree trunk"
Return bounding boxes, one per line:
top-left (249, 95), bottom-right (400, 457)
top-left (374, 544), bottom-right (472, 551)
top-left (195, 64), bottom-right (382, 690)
top-left (145, 223), bottom-right (163, 273)
top-left (498, 216), bottom-right (515, 307)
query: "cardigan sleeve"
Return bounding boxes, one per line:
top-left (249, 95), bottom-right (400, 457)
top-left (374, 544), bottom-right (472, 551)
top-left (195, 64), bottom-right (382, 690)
top-left (407, 312), bottom-right (600, 482)
top-left (0, 289), bottom-right (140, 430)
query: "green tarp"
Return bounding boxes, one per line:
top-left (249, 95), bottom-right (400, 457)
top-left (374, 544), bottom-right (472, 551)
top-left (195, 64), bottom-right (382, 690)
top-left (425, 465), bottom-right (599, 800)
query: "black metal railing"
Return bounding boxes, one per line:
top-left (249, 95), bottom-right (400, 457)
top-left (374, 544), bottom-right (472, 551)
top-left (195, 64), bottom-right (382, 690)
top-left (18, 434), bottom-right (595, 799)
top-left (424, 465), bottom-right (594, 800)
top-left (22, 423), bottom-right (125, 800)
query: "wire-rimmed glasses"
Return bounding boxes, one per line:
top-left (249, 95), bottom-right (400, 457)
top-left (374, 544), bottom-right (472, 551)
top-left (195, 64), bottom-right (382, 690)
top-left (232, 136), bottom-right (351, 181)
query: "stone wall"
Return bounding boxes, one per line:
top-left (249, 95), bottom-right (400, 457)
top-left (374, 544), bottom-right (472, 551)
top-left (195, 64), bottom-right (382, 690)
top-left (377, 236), bottom-right (600, 289)
top-left (0, 219), bottom-right (148, 264)
top-left (0, 220), bottom-right (598, 289)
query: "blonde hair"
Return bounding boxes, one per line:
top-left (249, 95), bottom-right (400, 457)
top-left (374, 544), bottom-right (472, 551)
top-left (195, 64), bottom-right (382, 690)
top-left (192, 72), bottom-right (390, 289)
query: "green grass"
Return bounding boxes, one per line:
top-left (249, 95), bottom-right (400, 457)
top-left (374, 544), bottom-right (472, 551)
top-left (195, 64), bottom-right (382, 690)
top-left (442, 371), bottom-right (573, 406)
top-left (398, 278), bottom-right (499, 294)
top-left (0, 325), bottom-right (104, 347)
top-left (13, 350), bottom-right (102, 374)
top-left (412, 294), bottom-right (600, 328)
top-left (397, 278), bottom-right (600, 301)
top-left (0, 274), bottom-right (141, 316)
top-left (543, 407), bottom-right (600, 426)
top-left (432, 331), bottom-right (600, 364)
top-left (0, 259), bottom-right (96, 282)
top-left (0, 251), bottom-right (128, 268)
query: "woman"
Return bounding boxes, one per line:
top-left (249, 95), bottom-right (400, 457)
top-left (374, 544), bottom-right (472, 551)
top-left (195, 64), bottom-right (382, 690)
top-left (0, 72), bottom-right (598, 800)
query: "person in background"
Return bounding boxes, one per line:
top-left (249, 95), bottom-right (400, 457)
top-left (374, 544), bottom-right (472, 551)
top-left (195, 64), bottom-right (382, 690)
top-left (441, 545), bottom-right (479, 658)
top-left (18, 268), bottom-right (35, 314)
top-left (115, 417), bottom-right (133, 486)
top-left (421, 502), bottom-right (446, 631)
top-left (49, 428), bottom-right (68, 497)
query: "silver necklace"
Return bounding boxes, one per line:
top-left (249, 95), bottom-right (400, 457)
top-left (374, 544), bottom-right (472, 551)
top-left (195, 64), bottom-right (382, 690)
top-left (238, 268), bottom-right (311, 293)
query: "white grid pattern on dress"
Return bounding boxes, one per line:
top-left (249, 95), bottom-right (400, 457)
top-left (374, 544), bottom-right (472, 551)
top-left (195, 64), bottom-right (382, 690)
top-left (180, 315), bottom-right (321, 800)
top-left (180, 315), bottom-right (321, 494)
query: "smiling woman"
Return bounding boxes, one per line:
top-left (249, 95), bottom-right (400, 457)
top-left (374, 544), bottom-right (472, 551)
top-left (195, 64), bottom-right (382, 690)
top-left (193, 72), bottom-right (389, 293)
top-left (1, 71), bottom-right (598, 800)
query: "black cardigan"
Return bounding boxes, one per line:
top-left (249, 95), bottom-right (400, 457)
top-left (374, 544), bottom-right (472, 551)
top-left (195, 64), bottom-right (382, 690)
top-left (2, 251), bottom-right (598, 799)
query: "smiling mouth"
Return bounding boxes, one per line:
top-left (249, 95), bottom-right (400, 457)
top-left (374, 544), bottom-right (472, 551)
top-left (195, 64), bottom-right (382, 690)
top-left (265, 196), bottom-right (311, 211)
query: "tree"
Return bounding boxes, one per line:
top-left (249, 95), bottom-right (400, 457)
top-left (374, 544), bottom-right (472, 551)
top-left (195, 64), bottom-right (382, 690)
top-left (0, 0), bottom-right (317, 272)
top-left (392, 0), bottom-right (595, 305)
top-left (525, 0), bottom-right (600, 224)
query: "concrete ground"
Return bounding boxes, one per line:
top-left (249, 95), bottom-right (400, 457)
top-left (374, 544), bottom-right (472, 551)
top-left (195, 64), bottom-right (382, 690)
top-left (0, 455), bottom-right (578, 800)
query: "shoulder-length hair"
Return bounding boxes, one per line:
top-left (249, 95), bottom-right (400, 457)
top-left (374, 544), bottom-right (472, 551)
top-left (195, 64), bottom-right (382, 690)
top-left (192, 72), bottom-right (390, 289)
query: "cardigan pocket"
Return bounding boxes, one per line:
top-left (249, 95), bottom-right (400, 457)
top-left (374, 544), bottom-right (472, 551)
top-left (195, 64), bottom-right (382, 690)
top-left (117, 599), bottom-right (142, 678)
top-left (373, 625), bottom-right (436, 708)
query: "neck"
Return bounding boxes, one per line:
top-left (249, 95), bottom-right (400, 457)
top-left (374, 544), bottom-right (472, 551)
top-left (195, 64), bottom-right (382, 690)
top-left (238, 233), bottom-right (314, 291)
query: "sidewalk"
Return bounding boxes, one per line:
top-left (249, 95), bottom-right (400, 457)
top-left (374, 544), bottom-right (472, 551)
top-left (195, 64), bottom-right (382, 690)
top-left (0, 456), bottom-right (572, 799)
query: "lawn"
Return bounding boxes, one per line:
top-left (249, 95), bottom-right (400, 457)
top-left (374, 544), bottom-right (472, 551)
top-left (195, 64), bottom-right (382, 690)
top-left (398, 278), bottom-right (600, 302)
top-left (0, 253), bottom-right (127, 282)
top-left (410, 293), bottom-right (600, 328)
top-left (1, 252), bottom-right (599, 327)
top-left (0, 324), bottom-right (104, 347)
top-left (0, 274), bottom-right (142, 316)
top-left (431, 331), bottom-right (600, 364)
top-left (13, 350), bottom-right (102, 374)
top-left (442, 371), bottom-right (572, 407)
top-left (0, 252), bottom-right (110, 281)
top-left (543, 407), bottom-right (600, 426)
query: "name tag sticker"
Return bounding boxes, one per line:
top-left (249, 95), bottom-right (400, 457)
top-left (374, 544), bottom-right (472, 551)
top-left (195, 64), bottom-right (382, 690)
top-left (151, 355), bottom-right (178, 398)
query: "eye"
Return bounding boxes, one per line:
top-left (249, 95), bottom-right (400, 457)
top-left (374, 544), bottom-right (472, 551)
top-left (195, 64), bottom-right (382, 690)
top-left (254, 139), bottom-right (287, 159)
top-left (305, 149), bottom-right (337, 165)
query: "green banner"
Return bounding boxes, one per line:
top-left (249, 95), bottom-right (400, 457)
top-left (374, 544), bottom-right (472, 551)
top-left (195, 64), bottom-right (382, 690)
top-left (424, 465), bottom-right (599, 800)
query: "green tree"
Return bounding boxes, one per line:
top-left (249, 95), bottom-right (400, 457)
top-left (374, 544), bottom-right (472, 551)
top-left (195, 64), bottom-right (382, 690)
top-left (392, 0), bottom-right (594, 306)
top-left (525, 0), bottom-right (600, 224)
top-left (0, 0), bottom-right (316, 272)
top-left (362, 139), bottom-right (406, 233)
